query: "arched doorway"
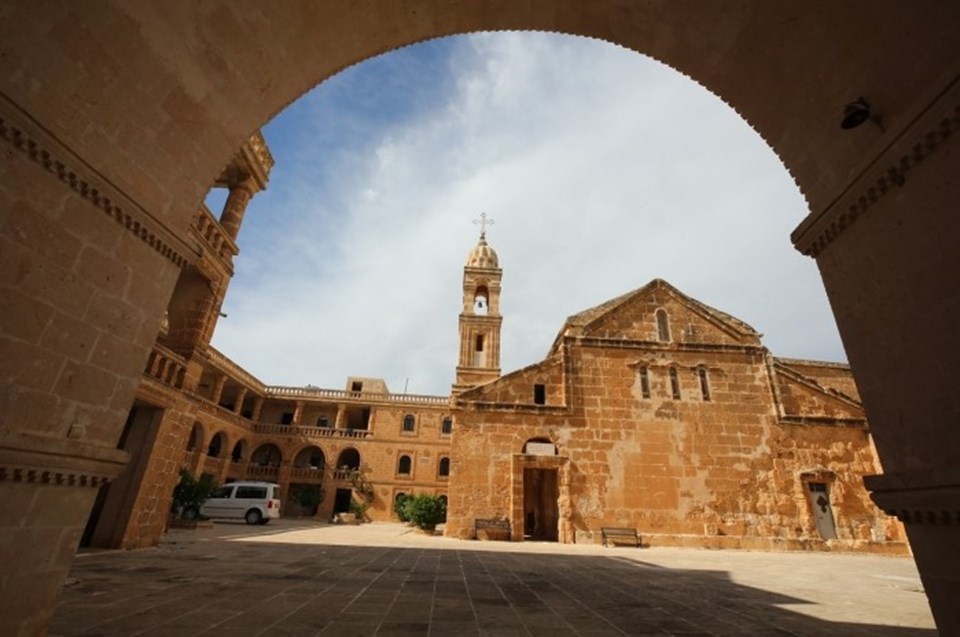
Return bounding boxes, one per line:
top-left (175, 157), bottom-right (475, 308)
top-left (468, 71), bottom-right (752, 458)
top-left (1, 5), bottom-right (958, 633)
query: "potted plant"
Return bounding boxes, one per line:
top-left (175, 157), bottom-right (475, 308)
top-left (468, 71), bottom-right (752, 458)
top-left (406, 494), bottom-right (446, 534)
top-left (348, 498), bottom-right (370, 523)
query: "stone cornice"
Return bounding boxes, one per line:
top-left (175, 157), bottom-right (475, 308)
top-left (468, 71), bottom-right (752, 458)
top-left (0, 91), bottom-right (198, 269)
top-left (792, 75), bottom-right (960, 257)
top-left (0, 430), bottom-right (129, 488)
top-left (865, 467), bottom-right (960, 526)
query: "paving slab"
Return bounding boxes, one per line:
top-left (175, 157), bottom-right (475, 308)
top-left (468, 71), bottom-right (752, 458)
top-left (50, 520), bottom-right (936, 636)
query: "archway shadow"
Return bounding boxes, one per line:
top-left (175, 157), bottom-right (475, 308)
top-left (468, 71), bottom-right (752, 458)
top-left (52, 539), bottom-right (935, 636)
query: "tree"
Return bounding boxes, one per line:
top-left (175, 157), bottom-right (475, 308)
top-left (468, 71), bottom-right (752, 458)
top-left (171, 470), bottom-right (216, 520)
top-left (289, 484), bottom-right (324, 515)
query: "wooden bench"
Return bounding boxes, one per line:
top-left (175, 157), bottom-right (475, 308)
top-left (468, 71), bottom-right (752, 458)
top-left (601, 527), bottom-right (641, 547)
top-left (475, 518), bottom-right (511, 541)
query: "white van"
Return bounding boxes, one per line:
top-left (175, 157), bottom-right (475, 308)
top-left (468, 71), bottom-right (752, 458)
top-left (197, 481), bottom-right (282, 525)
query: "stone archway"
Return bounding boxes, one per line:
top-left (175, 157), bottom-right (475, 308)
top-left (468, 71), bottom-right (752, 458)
top-left (0, 3), bottom-right (958, 633)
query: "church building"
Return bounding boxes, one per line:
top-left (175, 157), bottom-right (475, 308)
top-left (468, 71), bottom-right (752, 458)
top-left (445, 232), bottom-right (906, 552)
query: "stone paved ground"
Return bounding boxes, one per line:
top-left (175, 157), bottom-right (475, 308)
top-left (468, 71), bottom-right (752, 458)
top-left (50, 521), bottom-right (936, 637)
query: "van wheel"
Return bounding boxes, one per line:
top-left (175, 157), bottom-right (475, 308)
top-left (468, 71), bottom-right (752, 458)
top-left (245, 509), bottom-right (262, 525)
top-left (182, 507), bottom-right (199, 521)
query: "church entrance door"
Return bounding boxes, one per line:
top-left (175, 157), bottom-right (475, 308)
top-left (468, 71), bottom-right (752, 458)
top-left (523, 468), bottom-right (559, 542)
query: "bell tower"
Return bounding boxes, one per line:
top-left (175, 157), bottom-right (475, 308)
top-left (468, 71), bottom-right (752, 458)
top-left (454, 215), bottom-right (502, 393)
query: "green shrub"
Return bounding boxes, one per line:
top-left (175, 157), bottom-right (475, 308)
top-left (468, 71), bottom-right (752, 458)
top-left (406, 494), bottom-right (446, 530)
top-left (395, 494), bottom-right (412, 522)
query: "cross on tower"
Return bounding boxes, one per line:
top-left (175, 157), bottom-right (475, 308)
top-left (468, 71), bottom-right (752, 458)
top-left (473, 212), bottom-right (495, 238)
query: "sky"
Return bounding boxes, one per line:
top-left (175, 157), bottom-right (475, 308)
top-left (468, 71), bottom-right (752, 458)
top-left (208, 32), bottom-right (846, 396)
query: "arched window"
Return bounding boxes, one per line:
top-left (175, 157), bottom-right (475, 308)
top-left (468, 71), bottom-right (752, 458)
top-left (336, 448), bottom-right (361, 470)
top-left (230, 440), bottom-right (247, 463)
top-left (207, 431), bottom-right (226, 457)
top-left (698, 366), bottom-right (711, 401)
top-left (639, 366), bottom-right (651, 399)
top-left (251, 443), bottom-right (282, 466)
top-left (656, 309), bottom-right (671, 342)
top-left (295, 446), bottom-right (325, 469)
top-left (474, 285), bottom-right (489, 315)
top-left (474, 333), bottom-right (486, 366)
top-left (441, 417), bottom-right (453, 435)
top-left (669, 367), bottom-right (681, 400)
top-left (402, 414), bottom-right (416, 433)
top-left (438, 457), bottom-right (450, 477)
top-left (397, 455), bottom-right (412, 475)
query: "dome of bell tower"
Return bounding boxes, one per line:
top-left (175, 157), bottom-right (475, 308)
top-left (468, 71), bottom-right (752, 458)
top-left (466, 233), bottom-right (499, 269)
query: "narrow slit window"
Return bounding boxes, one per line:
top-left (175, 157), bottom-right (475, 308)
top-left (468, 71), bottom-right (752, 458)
top-left (698, 367), bottom-right (711, 401)
top-left (656, 309), bottom-right (671, 342)
top-left (639, 367), bottom-right (651, 399)
top-left (534, 384), bottom-right (546, 405)
top-left (669, 367), bottom-right (681, 400)
top-left (475, 334), bottom-right (485, 352)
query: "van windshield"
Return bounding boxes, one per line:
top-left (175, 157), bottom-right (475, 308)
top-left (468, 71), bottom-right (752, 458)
top-left (209, 486), bottom-right (232, 499)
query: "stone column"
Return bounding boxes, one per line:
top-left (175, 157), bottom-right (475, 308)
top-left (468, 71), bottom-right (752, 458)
top-left (210, 375), bottom-right (227, 406)
top-left (292, 401), bottom-right (304, 428)
top-left (791, 84), bottom-right (960, 635)
top-left (334, 404), bottom-right (347, 430)
top-left (218, 179), bottom-right (255, 241)
top-left (251, 397), bottom-right (265, 422)
top-left (234, 388), bottom-right (248, 415)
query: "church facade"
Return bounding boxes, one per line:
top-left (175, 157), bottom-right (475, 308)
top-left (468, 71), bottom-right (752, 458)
top-left (445, 236), bottom-right (906, 553)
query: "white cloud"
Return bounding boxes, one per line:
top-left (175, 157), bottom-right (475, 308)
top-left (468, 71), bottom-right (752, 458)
top-left (212, 32), bottom-right (843, 396)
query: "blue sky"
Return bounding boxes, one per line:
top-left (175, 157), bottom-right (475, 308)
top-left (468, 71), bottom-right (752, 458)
top-left (209, 33), bottom-right (845, 396)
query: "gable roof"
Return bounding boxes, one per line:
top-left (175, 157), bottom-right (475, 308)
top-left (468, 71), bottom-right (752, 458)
top-left (550, 278), bottom-right (760, 352)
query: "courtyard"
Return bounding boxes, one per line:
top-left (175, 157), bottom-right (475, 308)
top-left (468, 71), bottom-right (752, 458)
top-left (50, 521), bottom-right (935, 637)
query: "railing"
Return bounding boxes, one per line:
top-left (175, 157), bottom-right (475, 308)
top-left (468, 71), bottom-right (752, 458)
top-left (193, 204), bottom-right (239, 261)
top-left (246, 464), bottom-right (280, 479)
top-left (195, 398), bottom-right (254, 432)
top-left (202, 455), bottom-right (223, 475)
top-left (203, 346), bottom-right (265, 393)
top-left (264, 385), bottom-right (449, 406)
top-left (253, 424), bottom-right (373, 439)
top-left (333, 468), bottom-right (357, 481)
top-left (182, 449), bottom-right (201, 469)
top-left (290, 466), bottom-right (325, 481)
top-left (144, 344), bottom-right (187, 389)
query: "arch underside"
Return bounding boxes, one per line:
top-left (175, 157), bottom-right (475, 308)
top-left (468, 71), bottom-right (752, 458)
top-left (0, 2), bottom-right (958, 634)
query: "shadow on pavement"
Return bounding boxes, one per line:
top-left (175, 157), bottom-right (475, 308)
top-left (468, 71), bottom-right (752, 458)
top-left (52, 537), bottom-right (936, 637)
